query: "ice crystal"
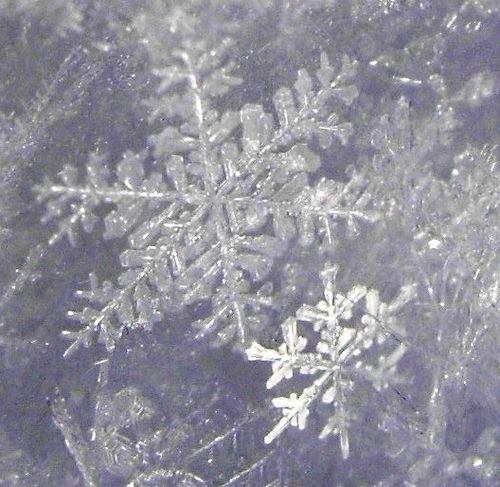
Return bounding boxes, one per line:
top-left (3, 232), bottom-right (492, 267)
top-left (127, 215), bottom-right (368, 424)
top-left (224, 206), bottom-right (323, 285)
top-left (36, 44), bottom-right (374, 354)
top-left (52, 378), bottom-right (286, 487)
top-left (52, 390), bottom-right (100, 486)
top-left (247, 266), bottom-right (415, 459)
top-left (1, 1), bottom-right (499, 485)
top-left (378, 420), bottom-right (500, 486)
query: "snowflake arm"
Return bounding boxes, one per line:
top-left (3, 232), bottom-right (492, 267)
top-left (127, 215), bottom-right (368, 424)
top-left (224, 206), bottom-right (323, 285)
top-left (62, 271), bottom-right (162, 357)
top-left (264, 371), bottom-right (332, 445)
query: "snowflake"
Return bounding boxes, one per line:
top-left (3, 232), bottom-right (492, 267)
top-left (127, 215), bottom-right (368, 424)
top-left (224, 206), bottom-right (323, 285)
top-left (36, 35), bottom-right (377, 355)
top-left (247, 266), bottom-right (415, 459)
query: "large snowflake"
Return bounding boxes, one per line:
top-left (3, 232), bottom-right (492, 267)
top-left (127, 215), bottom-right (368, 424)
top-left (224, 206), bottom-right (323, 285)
top-left (37, 32), bottom-right (377, 356)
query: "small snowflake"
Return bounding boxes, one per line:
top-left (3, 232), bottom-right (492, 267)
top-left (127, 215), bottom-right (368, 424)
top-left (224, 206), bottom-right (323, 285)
top-left (247, 267), bottom-right (415, 458)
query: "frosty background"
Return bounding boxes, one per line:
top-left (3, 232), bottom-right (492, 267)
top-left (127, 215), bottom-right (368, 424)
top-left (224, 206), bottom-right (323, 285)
top-left (0, 1), bottom-right (499, 486)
